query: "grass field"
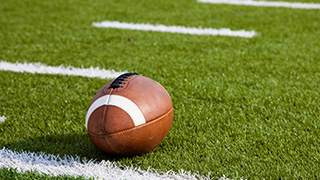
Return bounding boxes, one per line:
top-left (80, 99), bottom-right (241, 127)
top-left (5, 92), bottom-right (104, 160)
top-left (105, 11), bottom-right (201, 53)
top-left (1, 0), bottom-right (320, 179)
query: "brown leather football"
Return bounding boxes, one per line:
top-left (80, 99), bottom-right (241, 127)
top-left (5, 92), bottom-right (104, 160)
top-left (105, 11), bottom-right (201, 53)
top-left (85, 73), bottom-right (173, 156)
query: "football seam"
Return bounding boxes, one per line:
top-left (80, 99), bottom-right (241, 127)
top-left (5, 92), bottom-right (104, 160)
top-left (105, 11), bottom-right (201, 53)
top-left (87, 107), bottom-right (173, 138)
top-left (102, 88), bottom-right (114, 134)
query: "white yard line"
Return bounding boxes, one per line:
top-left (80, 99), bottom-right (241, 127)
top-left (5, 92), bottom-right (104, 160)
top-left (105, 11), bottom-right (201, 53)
top-left (0, 148), bottom-right (229, 180)
top-left (0, 116), bottom-right (6, 124)
top-left (0, 61), bottom-right (126, 79)
top-left (93, 21), bottom-right (257, 38)
top-left (197, 0), bottom-right (320, 9)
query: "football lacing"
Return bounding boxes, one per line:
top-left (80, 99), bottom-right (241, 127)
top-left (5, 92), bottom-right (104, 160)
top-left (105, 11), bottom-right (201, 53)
top-left (108, 73), bottom-right (138, 89)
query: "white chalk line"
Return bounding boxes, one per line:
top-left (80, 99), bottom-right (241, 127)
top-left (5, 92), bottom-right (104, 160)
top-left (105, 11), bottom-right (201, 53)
top-left (0, 61), bottom-right (126, 79)
top-left (0, 148), bottom-right (234, 180)
top-left (93, 21), bottom-right (257, 38)
top-left (197, 0), bottom-right (320, 9)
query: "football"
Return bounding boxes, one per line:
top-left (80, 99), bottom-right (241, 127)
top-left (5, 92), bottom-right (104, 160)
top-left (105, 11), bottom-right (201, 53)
top-left (85, 73), bottom-right (173, 156)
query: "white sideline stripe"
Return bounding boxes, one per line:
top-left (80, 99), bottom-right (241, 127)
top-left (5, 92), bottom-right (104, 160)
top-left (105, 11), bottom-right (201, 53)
top-left (197, 0), bottom-right (320, 9)
top-left (0, 148), bottom-right (219, 180)
top-left (0, 61), bottom-right (126, 79)
top-left (86, 95), bottom-right (146, 129)
top-left (93, 21), bottom-right (257, 38)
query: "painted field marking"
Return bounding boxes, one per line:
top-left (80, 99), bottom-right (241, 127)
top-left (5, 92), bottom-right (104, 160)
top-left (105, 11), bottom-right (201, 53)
top-left (197, 0), bottom-right (320, 9)
top-left (0, 116), bottom-right (6, 124)
top-left (93, 21), bottom-right (257, 38)
top-left (0, 148), bottom-right (218, 180)
top-left (0, 61), bottom-right (126, 79)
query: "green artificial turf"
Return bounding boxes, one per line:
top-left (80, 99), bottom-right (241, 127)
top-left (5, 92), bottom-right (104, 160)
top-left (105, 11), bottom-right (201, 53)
top-left (1, 0), bottom-right (320, 179)
top-left (0, 168), bottom-right (87, 180)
